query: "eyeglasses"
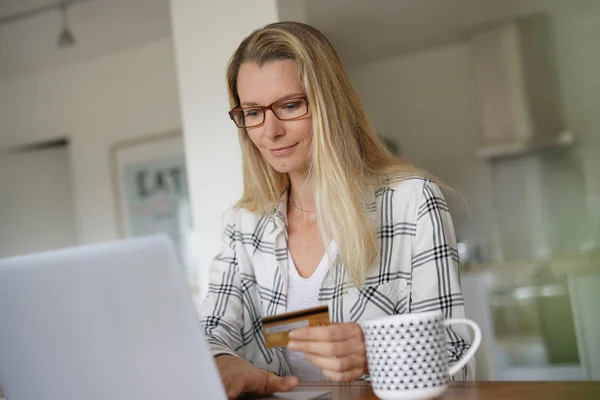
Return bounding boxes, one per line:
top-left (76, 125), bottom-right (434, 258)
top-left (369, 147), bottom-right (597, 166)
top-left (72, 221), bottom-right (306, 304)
top-left (228, 96), bottom-right (309, 128)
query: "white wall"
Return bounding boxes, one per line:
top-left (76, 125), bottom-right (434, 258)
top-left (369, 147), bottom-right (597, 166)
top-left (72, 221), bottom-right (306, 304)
top-left (0, 145), bottom-right (77, 257)
top-left (554, 11), bottom-right (600, 243)
top-left (347, 10), bottom-right (600, 253)
top-left (347, 44), bottom-right (497, 253)
top-left (169, 0), bottom-right (282, 300)
top-left (277, 0), bottom-right (308, 23)
top-left (0, 37), bottom-right (181, 244)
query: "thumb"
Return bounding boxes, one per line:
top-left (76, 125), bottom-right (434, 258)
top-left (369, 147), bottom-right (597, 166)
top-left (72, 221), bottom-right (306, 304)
top-left (261, 372), bottom-right (299, 395)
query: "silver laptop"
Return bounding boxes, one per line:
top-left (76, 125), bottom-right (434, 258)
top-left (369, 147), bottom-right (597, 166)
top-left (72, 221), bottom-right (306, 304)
top-left (0, 234), bottom-right (227, 400)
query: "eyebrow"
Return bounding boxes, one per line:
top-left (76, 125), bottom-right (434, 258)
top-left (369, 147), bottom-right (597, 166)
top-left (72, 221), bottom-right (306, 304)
top-left (240, 93), bottom-right (305, 107)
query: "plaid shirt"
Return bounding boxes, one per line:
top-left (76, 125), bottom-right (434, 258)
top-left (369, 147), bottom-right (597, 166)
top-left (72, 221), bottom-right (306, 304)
top-left (200, 177), bottom-right (474, 380)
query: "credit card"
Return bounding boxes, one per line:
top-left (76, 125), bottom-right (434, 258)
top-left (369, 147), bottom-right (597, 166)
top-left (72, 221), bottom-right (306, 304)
top-left (261, 305), bottom-right (330, 349)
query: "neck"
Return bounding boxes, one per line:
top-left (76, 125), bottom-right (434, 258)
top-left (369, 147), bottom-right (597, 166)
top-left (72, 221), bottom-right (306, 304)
top-left (288, 171), bottom-right (315, 213)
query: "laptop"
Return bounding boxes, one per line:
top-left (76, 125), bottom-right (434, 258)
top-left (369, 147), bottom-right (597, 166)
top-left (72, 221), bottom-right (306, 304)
top-left (0, 234), bottom-right (227, 400)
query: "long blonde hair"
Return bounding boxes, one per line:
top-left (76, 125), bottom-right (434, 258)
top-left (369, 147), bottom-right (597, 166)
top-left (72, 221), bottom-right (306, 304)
top-left (227, 22), bottom-right (428, 285)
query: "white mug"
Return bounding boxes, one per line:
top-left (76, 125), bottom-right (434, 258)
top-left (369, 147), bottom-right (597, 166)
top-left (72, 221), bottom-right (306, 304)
top-left (360, 311), bottom-right (481, 400)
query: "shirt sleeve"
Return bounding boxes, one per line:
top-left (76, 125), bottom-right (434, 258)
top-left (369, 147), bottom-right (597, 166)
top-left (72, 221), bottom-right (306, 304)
top-left (199, 209), bottom-right (245, 358)
top-left (409, 180), bottom-right (475, 380)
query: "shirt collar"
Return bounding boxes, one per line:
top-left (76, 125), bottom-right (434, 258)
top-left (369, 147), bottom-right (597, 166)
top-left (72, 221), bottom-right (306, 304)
top-left (270, 188), bottom-right (289, 234)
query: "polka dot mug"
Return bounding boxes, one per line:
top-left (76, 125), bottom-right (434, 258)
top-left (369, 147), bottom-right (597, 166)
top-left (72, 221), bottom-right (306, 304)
top-left (360, 311), bottom-right (481, 400)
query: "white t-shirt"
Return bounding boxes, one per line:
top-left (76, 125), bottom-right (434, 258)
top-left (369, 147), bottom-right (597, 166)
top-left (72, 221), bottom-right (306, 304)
top-left (282, 242), bottom-right (336, 381)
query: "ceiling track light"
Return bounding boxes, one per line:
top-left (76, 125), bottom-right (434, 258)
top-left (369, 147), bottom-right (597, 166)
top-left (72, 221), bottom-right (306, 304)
top-left (0, 0), bottom-right (92, 49)
top-left (58, 4), bottom-right (75, 48)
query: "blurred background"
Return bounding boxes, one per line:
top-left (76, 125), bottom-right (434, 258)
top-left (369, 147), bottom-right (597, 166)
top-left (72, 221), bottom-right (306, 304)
top-left (0, 0), bottom-right (598, 383)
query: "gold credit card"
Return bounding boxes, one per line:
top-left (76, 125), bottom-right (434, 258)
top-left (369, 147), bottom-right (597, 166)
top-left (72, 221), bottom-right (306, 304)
top-left (261, 305), bottom-right (330, 349)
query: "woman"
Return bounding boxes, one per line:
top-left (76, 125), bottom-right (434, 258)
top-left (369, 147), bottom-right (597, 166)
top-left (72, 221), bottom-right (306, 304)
top-left (200, 21), bottom-right (473, 398)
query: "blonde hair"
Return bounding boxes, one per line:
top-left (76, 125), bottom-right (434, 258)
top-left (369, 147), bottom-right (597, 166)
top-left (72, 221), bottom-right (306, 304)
top-left (226, 22), bottom-right (429, 285)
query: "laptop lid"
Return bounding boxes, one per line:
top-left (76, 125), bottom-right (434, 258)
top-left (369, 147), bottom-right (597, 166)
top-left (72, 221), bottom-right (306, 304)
top-left (0, 234), bottom-right (227, 400)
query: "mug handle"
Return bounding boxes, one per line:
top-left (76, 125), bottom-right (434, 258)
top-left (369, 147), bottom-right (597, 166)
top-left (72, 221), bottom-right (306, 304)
top-left (444, 318), bottom-right (482, 377)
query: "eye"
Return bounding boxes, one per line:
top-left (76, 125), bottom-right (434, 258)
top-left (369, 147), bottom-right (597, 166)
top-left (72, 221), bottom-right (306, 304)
top-left (282, 101), bottom-right (301, 111)
top-left (244, 108), bottom-right (263, 119)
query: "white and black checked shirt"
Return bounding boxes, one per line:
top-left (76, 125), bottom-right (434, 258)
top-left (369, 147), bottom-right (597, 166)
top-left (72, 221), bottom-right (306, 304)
top-left (200, 177), bottom-right (474, 380)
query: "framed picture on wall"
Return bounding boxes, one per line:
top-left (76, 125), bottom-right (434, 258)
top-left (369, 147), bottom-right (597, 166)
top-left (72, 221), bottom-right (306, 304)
top-left (110, 130), bottom-right (197, 295)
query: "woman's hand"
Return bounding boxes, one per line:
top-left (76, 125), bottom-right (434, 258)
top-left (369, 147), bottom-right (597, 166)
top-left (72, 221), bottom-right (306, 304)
top-left (215, 355), bottom-right (299, 399)
top-left (288, 322), bottom-right (368, 382)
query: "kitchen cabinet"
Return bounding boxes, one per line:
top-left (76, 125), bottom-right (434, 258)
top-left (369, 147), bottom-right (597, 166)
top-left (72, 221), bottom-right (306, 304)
top-left (461, 254), bottom-right (599, 381)
top-left (568, 272), bottom-right (600, 380)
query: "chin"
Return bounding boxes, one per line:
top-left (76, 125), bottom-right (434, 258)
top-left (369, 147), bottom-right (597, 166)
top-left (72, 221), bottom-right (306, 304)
top-left (269, 161), bottom-right (305, 175)
top-left (271, 165), bottom-right (297, 174)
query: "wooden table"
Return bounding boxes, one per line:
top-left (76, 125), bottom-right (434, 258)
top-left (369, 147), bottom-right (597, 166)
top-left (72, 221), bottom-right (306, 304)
top-left (262, 381), bottom-right (600, 400)
top-left (1, 381), bottom-right (599, 399)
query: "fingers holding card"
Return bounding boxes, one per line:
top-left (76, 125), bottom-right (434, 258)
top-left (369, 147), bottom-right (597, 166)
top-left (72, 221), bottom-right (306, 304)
top-left (261, 306), bottom-right (330, 349)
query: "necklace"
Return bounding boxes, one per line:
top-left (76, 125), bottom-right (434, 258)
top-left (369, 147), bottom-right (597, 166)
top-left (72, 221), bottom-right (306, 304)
top-left (289, 198), bottom-right (316, 213)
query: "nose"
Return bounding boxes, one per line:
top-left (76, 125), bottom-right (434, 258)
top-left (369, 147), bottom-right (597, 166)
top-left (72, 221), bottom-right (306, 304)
top-left (262, 109), bottom-right (285, 140)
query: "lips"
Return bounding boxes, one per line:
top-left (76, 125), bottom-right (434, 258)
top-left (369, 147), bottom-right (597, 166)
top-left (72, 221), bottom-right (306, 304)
top-left (269, 143), bottom-right (298, 156)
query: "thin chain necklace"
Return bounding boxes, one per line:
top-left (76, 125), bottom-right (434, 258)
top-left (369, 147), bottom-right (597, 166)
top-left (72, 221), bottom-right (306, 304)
top-left (289, 197), bottom-right (316, 213)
